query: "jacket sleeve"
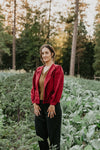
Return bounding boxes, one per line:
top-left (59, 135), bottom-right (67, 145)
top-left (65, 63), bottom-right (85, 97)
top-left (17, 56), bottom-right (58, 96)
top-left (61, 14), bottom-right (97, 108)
top-left (50, 65), bottom-right (64, 105)
top-left (31, 70), bottom-right (36, 104)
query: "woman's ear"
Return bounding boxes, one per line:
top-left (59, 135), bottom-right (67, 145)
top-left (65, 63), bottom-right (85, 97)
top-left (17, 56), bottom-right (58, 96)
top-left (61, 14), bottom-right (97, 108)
top-left (51, 52), bottom-right (53, 57)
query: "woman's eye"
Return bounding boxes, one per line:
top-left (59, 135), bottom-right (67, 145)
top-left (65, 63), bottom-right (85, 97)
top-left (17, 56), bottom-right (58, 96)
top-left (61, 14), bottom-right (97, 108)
top-left (42, 52), bottom-right (48, 55)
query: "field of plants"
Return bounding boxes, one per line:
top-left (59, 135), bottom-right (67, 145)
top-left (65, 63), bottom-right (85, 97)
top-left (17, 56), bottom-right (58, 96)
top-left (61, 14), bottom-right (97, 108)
top-left (0, 72), bottom-right (100, 150)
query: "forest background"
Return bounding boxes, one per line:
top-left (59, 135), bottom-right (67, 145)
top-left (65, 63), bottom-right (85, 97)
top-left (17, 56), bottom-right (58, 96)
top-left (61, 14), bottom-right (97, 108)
top-left (0, 0), bottom-right (100, 78)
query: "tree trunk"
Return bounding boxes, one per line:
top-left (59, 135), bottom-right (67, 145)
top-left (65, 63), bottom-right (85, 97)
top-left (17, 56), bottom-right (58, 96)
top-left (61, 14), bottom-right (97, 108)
top-left (12, 0), bottom-right (16, 70)
top-left (69, 0), bottom-right (79, 76)
top-left (77, 54), bottom-right (80, 74)
top-left (47, 0), bottom-right (51, 43)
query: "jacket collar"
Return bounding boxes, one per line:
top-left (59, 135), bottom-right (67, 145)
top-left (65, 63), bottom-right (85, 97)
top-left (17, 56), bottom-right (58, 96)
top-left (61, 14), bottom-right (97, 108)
top-left (36, 63), bottom-right (56, 75)
top-left (36, 63), bottom-right (56, 89)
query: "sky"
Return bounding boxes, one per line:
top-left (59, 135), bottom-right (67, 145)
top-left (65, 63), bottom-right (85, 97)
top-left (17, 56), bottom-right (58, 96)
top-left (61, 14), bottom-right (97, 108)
top-left (0, 0), bottom-right (98, 36)
top-left (85, 0), bottom-right (97, 35)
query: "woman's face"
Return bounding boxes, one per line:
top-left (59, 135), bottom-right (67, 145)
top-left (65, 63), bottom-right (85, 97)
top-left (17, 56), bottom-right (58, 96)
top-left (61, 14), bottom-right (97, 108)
top-left (41, 47), bottom-right (53, 63)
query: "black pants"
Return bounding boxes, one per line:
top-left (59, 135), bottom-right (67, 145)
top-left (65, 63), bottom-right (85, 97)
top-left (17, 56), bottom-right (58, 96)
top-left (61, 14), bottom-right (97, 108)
top-left (35, 100), bottom-right (62, 150)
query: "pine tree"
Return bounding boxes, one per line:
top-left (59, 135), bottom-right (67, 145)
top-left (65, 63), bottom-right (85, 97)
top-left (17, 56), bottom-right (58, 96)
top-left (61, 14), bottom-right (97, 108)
top-left (76, 21), bottom-right (87, 75)
top-left (80, 39), bottom-right (95, 78)
top-left (62, 0), bottom-right (88, 76)
top-left (69, 0), bottom-right (79, 76)
top-left (12, 0), bottom-right (16, 70)
top-left (16, 0), bottom-right (46, 71)
top-left (93, 0), bottom-right (100, 76)
top-left (16, 0), bottom-right (60, 71)
top-left (0, 5), bottom-right (11, 68)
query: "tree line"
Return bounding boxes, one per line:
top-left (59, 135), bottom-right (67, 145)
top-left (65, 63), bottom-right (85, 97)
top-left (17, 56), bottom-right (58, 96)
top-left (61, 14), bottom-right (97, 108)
top-left (0, 0), bottom-right (100, 79)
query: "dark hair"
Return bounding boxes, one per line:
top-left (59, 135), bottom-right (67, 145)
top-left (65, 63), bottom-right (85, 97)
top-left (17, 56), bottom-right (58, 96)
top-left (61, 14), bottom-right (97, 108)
top-left (40, 44), bottom-right (55, 64)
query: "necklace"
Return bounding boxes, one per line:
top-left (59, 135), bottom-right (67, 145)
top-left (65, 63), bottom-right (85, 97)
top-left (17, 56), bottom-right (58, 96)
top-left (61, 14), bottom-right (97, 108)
top-left (43, 63), bottom-right (53, 73)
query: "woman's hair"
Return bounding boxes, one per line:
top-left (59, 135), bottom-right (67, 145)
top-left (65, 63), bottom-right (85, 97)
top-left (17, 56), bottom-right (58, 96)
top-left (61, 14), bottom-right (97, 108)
top-left (40, 44), bottom-right (55, 64)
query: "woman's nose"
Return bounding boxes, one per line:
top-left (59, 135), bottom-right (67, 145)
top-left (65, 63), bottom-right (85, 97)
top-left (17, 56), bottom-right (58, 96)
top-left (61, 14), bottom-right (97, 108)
top-left (43, 53), bottom-right (46, 57)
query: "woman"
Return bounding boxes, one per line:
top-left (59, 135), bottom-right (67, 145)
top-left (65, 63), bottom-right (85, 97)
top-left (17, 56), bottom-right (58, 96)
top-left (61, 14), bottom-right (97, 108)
top-left (31, 44), bottom-right (64, 150)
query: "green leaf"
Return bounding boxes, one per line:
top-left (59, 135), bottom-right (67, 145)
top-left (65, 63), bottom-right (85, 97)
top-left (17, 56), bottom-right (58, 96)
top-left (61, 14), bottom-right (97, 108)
top-left (87, 125), bottom-right (96, 140)
top-left (90, 139), bottom-right (100, 150)
top-left (69, 145), bottom-right (82, 150)
top-left (84, 145), bottom-right (93, 150)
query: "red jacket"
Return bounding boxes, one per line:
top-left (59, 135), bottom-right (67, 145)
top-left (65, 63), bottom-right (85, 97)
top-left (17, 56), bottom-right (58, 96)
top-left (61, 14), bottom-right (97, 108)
top-left (31, 63), bottom-right (64, 105)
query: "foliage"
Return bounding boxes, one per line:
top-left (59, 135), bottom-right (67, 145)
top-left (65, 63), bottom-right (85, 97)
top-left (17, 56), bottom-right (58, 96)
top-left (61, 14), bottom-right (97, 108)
top-left (0, 73), bottom-right (42, 150)
top-left (16, 4), bottom-right (44, 71)
top-left (61, 1), bottom-right (94, 78)
top-left (93, 24), bottom-right (100, 76)
top-left (0, 5), bottom-right (12, 68)
top-left (15, 0), bottom-right (58, 71)
top-left (61, 76), bottom-right (100, 149)
top-left (93, 0), bottom-right (100, 76)
top-left (0, 1), bottom-right (97, 78)
top-left (0, 73), bottom-right (100, 149)
top-left (78, 40), bottom-right (95, 79)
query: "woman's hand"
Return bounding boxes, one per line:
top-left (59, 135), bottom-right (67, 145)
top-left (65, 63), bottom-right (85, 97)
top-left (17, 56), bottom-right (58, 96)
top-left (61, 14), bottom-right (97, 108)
top-left (47, 105), bottom-right (56, 118)
top-left (33, 103), bottom-right (41, 116)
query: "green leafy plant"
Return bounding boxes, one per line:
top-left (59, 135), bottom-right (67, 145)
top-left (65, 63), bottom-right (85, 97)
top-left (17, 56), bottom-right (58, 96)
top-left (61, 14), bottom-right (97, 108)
top-left (0, 73), bottom-right (100, 149)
